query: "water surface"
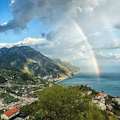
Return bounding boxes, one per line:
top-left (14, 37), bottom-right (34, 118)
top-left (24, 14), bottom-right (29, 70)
top-left (57, 72), bottom-right (120, 97)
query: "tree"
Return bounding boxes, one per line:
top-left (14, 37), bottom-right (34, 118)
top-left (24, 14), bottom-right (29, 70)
top-left (0, 76), bottom-right (7, 83)
top-left (35, 85), bottom-right (95, 120)
top-left (21, 73), bottom-right (33, 81)
top-left (86, 105), bottom-right (105, 120)
top-left (20, 85), bottom-right (111, 120)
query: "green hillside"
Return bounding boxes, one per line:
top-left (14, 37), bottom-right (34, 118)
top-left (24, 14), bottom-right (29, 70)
top-left (0, 46), bottom-right (80, 79)
top-left (0, 67), bottom-right (37, 84)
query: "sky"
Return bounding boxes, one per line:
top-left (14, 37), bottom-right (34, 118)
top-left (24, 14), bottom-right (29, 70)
top-left (0, 0), bottom-right (120, 74)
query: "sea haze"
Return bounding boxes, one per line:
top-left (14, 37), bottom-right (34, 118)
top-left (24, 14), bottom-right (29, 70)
top-left (57, 72), bottom-right (120, 97)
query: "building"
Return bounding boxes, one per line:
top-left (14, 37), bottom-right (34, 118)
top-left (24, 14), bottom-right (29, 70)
top-left (1, 107), bottom-right (29, 120)
top-left (98, 103), bottom-right (106, 110)
top-left (1, 107), bottom-right (19, 120)
top-left (92, 92), bottom-right (108, 110)
top-left (86, 91), bottom-right (92, 95)
top-left (114, 97), bottom-right (120, 105)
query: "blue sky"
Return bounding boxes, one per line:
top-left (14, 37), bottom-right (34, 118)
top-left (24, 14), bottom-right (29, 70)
top-left (0, 0), bottom-right (120, 73)
top-left (0, 0), bottom-right (51, 43)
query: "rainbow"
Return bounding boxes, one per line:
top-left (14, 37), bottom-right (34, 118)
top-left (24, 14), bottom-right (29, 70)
top-left (68, 17), bottom-right (100, 76)
top-left (101, 15), bottom-right (115, 40)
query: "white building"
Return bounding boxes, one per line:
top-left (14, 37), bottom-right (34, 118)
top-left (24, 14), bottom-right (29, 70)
top-left (114, 97), bottom-right (120, 105)
top-left (1, 107), bottom-right (19, 120)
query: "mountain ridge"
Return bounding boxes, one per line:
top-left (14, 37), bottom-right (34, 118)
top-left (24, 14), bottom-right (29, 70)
top-left (0, 46), bottom-right (80, 79)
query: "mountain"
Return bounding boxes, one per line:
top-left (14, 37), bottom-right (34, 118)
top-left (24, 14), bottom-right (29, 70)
top-left (53, 59), bottom-right (80, 74)
top-left (0, 46), bottom-right (80, 79)
top-left (0, 67), bottom-right (35, 84)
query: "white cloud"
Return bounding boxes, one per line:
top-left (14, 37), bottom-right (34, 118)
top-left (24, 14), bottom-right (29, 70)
top-left (0, 0), bottom-right (106, 33)
top-left (0, 43), bottom-right (8, 48)
top-left (0, 37), bottom-right (54, 49)
top-left (77, 7), bottom-right (83, 13)
top-left (11, 0), bottom-right (15, 5)
top-left (89, 32), bottom-right (101, 36)
top-left (85, 7), bottom-right (94, 15)
top-left (1, 22), bottom-right (8, 26)
top-left (96, 51), bottom-right (120, 61)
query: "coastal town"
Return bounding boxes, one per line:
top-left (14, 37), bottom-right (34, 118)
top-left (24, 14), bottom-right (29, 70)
top-left (0, 84), bottom-right (40, 120)
top-left (0, 83), bottom-right (45, 112)
top-left (85, 84), bottom-right (120, 119)
top-left (0, 84), bottom-right (120, 120)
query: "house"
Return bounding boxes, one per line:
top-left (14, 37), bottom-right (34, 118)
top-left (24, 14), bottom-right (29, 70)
top-left (92, 98), bottom-right (99, 103)
top-left (92, 92), bottom-right (108, 110)
top-left (1, 107), bottom-right (19, 120)
top-left (98, 103), bottom-right (106, 110)
top-left (84, 84), bottom-right (89, 87)
top-left (97, 92), bottom-right (108, 98)
top-left (114, 97), bottom-right (120, 105)
top-left (86, 91), bottom-right (92, 95)
top-left (1, 108), bottom-right (29, 120)
top-left (107, 104), bottom-right (113, 110)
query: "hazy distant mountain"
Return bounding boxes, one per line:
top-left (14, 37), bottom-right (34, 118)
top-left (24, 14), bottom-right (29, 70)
top-left (53, 59), bottom-right (80, 74)
top-left (0, 46), bottom-right (80, 79)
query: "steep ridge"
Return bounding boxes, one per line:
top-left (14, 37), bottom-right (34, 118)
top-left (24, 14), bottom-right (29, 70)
top-left (0, 46), bottom-right (80, 79)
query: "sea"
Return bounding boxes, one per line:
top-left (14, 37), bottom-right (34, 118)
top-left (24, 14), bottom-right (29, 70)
top-left (57, 72), bottom-right (120, 97)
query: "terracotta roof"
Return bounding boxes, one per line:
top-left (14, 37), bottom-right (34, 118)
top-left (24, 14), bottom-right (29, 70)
top-left (97, 93), bottom-right (101, 96)
top-left (4, 107), bottom-right (19, 117)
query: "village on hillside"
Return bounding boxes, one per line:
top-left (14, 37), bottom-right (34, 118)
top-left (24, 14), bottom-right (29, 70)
top-left (0, 84), bottom-right (119, 120)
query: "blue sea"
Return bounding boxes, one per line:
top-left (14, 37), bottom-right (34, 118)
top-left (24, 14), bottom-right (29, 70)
top-left (57, 72), bottom-right (120, 97)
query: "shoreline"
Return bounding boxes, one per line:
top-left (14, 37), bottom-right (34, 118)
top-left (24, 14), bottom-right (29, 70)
top-left (55, 72), bottom-right (120, 98)
top-left (54, 71), bottom-right (81, 83)
top-left (54, 76), bottom-right (71, 84)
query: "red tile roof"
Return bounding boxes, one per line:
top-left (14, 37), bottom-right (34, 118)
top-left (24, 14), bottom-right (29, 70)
top-left (4, 107), bottom-right (19, 117)
top-left (97, 93), bottom-right (101, 96)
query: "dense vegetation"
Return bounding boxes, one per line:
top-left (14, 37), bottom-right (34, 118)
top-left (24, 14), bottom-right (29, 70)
top-left (20, 85), bottom-right (117, 120)
top-left (0, 67), bottom-right (38, 84)
top-left (0, 93), bottom-right (19, 104)
top-left (0, 46), bottom-right (80, 78)
top-left (0, 75), bottom-right (6, 83)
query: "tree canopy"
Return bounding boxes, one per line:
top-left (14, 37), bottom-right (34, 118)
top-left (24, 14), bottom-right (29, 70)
top-left (20, 84), bottom-right (117, 120)
top-left (35, 85), bottom-right (104, 120)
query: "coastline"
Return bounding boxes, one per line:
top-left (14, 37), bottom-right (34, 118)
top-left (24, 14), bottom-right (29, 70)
top-left (54, 71), bottom-right (81, 83)
top-left (54, 76), bottom-right (71, 84)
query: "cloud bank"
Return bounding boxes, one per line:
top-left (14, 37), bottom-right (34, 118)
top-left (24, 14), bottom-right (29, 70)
top-left (0, 0), bottom-right (105, 33)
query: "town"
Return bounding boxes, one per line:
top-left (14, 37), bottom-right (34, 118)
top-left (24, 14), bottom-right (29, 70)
top-left (0, 84), bottom-right (120, 120)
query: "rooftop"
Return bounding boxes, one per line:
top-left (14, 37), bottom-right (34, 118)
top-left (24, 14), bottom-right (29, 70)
top-left (4, 107), bottom-right (19, 117)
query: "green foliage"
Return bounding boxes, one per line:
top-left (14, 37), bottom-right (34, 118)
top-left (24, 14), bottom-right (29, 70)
top-left (30, 85), bottom-right (105, 120)
top-left (0, 109), bottom-right (4, 114)
top-left (20, 101), bottom-right (38, 115)
top-left (0, 93), bottom-right (19, 104)
top-left (20, 85), bottom-right (116, 120)
top-left (0, 66), bottom-right (49, 85)
top-left (85, 105), bottom-right (105, 120)
top-left (21, 73), bottom-right (33, 81)
top-left (0, 76), bottom-right (7, 83)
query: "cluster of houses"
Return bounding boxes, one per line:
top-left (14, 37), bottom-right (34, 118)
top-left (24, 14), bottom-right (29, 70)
top-left (1, 107), bottom-right (29, 120)
top-left (0, 97), bottom-right (38, 110)
top-left (92, 91), bottom-right (120, 111)
top-left (92, 91), bottom-right (108, 110)
top-left (92, 91), bottom-right (120, 119)
top-left (92, 92), bottom-right (119, 120)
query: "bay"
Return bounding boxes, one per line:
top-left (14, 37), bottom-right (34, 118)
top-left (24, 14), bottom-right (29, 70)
top-left (57, 72), bottom-right (120, 97)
